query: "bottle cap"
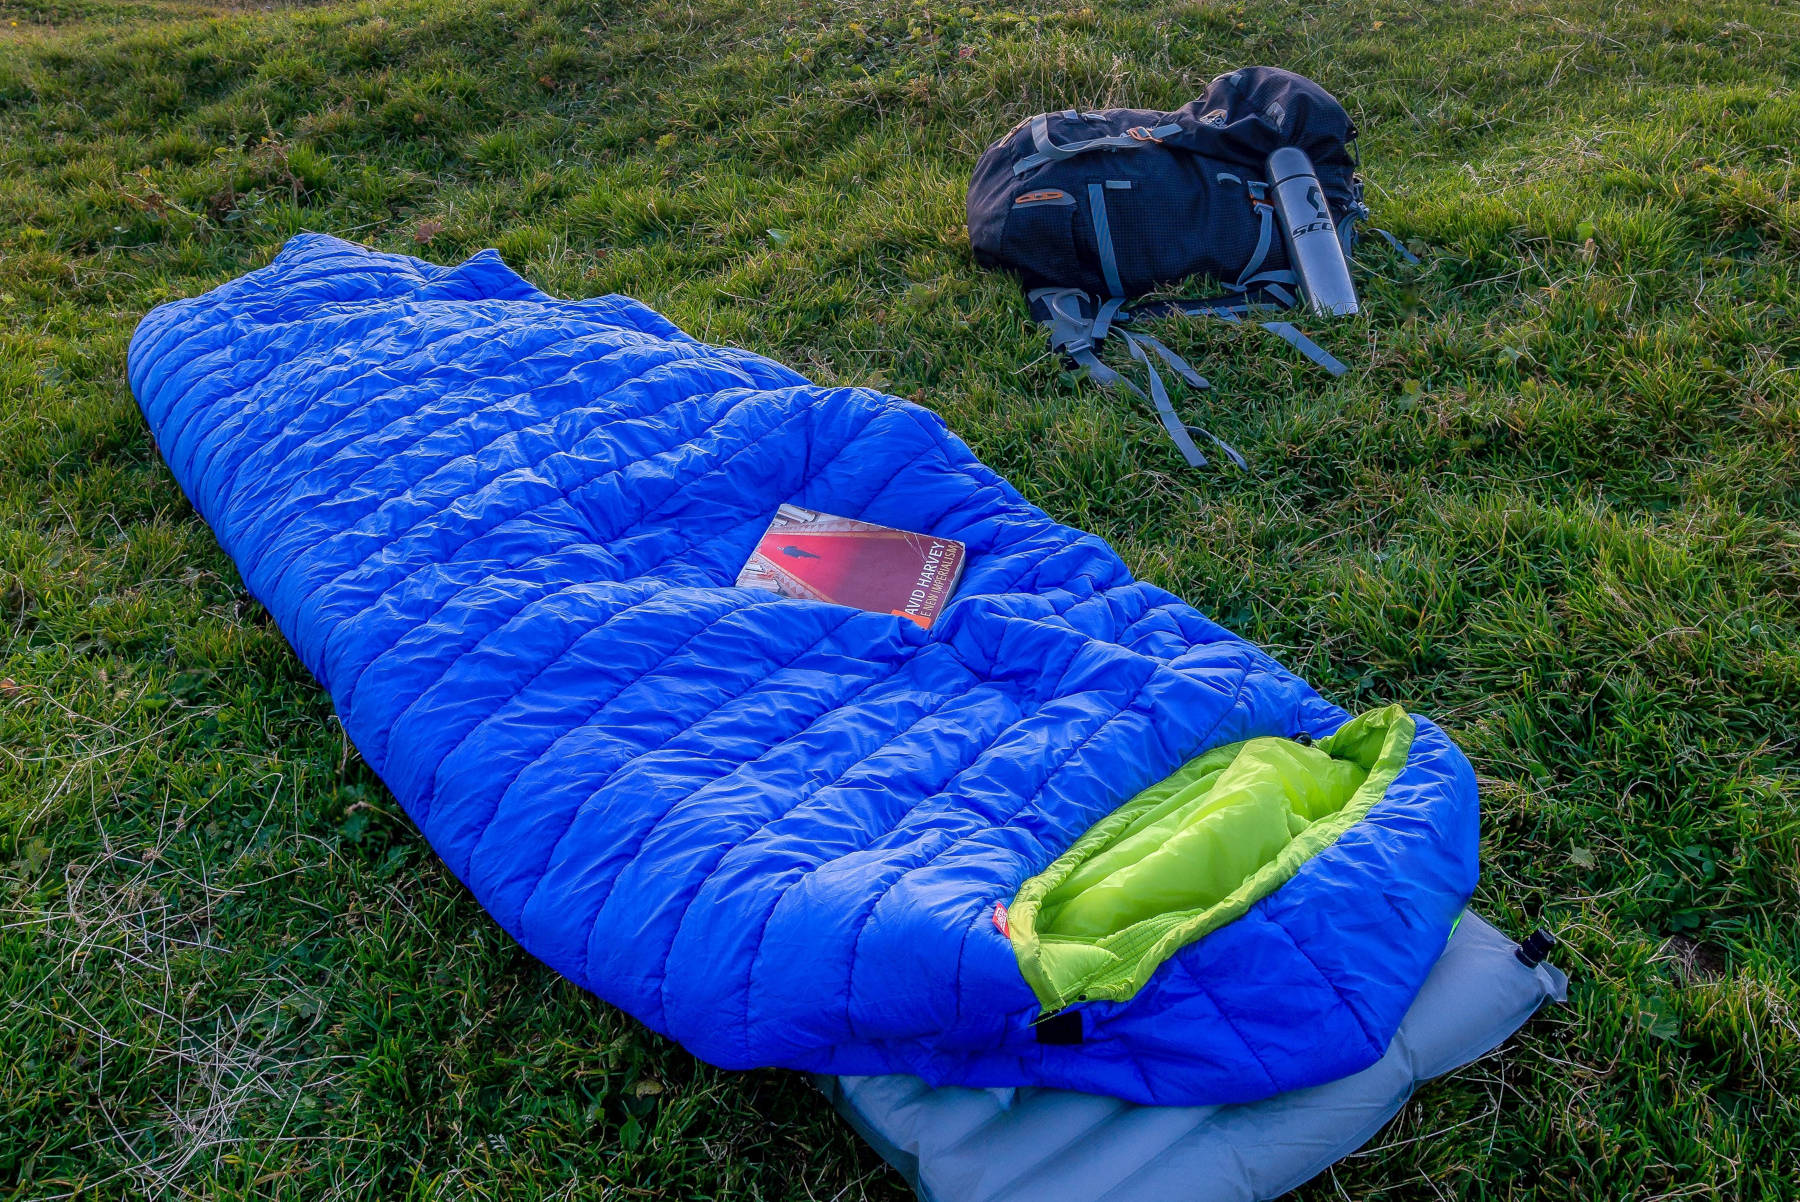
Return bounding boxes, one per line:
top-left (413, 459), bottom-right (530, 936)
top-left (1267, 146), bottom-right (1315, 186)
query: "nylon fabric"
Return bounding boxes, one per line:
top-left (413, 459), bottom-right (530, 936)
top-left (1087, 183), bottom-right (1126, 298)
top-left (1257, 321), bottom-right (1348, 375)
top-left (1027, 290), bottom-right (1241, 469)
top-left (1128, 331), bottom-right (1209, 391)
top-left (1120, 331), bottom-right (1210, 469)
top-left (1009, 706), bottom-right (1416, 1009)
top-left (1370, 226), bottom-right (1422, 263)
top-left (1234, 185), bottom-right (1276, 290)
top-left (129, 233), bottom-right (1479, 1106)
top-left (970, 67), bottom-right (1360, 299)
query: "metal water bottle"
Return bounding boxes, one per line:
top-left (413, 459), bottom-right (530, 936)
top-left (1267, 146), bottom-right (1358, 317)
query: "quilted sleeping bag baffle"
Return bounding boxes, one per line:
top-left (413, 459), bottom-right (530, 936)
top-left (128, 233), bottom-right (1480, 1107)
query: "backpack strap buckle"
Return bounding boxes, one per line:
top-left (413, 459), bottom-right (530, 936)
top-left (1217, 171), bottom-right (1275, 212)
top-left (1126, 125), bottom-right (1164, 143)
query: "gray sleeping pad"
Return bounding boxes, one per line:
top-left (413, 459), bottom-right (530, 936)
top-left (817, 911), bottom-right (1564, 1202)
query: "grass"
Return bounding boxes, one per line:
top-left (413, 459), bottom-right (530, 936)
top-left (1, 0), bottom-right (1797, 1196)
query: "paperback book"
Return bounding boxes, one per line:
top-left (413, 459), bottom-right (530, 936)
top-left (736, 504), bottom-right (966, 628)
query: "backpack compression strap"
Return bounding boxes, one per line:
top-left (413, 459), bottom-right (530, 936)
top-left (1012, 114), bottom-right (1185, 176)
top-left (1130, 295), bottom-right (1351, 377)
top-left (1031, 288), bottom-right (1245, 470)
top-left (1216, 173), bottom-right (1316, 303)
top-left (1202, 171), bottom-right (1414, 371)
top-left (1366, 226), bottom-right (1422, 263)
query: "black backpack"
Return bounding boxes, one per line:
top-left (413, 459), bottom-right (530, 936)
top-left (967, 66), bottom-right (1415, 467)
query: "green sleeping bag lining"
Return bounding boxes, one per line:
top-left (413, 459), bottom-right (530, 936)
top-left (1008, 704), bottom-right (1417, 1011)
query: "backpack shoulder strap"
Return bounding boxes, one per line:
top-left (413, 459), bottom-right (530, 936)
top-left (1118, 330), bottom-right (1246, 470)
top-left (1029, 288), bottom-right (1243, 470)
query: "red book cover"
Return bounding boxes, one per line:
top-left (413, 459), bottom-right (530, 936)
top-left (736, 505), bottom-right (966, 628)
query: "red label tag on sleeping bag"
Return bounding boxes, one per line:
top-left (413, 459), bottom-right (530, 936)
top-left (992, 902), bottom-right (1010, 938)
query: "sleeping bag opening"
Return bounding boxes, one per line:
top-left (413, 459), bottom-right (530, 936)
top-left (1008, 704), bottom-right (1417, 1011)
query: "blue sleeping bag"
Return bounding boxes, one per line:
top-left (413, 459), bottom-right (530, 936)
top-left (128, 233), bottom-right (1478, 1106)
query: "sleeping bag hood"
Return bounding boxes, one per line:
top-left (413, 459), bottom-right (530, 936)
top-left (128, 234), bottom-right (1479, 1106)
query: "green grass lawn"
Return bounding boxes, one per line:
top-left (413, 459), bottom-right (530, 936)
top-left (3, 0), bottom-right (1797, 1196)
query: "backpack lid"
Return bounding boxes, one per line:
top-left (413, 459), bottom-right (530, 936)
top-left (1163, 66), bottom-right (1358, 184)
